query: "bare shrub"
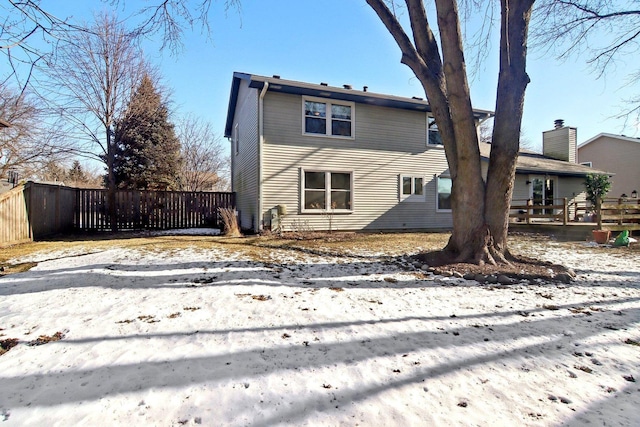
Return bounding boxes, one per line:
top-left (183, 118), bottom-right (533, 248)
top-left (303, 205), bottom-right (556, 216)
top-left (219, 208), bottom-right (241, 237)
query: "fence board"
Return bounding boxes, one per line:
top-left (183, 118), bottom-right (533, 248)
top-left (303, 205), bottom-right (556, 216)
top-left (0, 184), bottom-right (30, 246)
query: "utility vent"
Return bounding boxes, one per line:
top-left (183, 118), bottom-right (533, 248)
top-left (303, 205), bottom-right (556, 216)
top-left (554, 119), bottom-right (564, 129)
top-left (343, 84), bottom-right (352, 89)
top-left (320, 82), bottom-right (328, 86)
top-left (363, 86), bottom-right (368, 92)
top-left (412, 96), bottom-right (423, 100)
top-left (272, 75), bottom-right (281, 79)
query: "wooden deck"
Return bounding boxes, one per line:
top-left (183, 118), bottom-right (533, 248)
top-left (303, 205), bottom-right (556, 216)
top-left (509, 197), bottom-right (640, 240)
top-left (509, 221), bottom-right (608, 240)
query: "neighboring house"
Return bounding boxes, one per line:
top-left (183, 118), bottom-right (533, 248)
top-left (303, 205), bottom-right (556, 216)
top-left (578, 133), bottom-right (640, 198)
top-left (225, 73), bottom-right (603, 232)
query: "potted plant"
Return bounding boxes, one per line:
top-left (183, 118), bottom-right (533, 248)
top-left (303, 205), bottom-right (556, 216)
top-left (584, 173), bottom-right (612, 243)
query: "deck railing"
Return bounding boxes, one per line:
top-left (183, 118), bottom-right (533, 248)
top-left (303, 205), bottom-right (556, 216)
top-left (509, 197), bottom-right (640, 231)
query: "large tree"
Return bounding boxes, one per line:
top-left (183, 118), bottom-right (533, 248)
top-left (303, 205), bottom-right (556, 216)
top-left (366, 0), bottom-right (533, 264)
top-left (113, 74), bottom-right (182, 190)
top-left (0, 83), bottom-right (69, 178)
top-left (44, 12), bottom-right (147, 229)
top-left (177, 114), bottom-right (229, 192)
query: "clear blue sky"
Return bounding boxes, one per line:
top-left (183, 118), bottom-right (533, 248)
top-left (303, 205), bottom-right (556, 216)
top-left (39, 1), bottom-right (640, 152)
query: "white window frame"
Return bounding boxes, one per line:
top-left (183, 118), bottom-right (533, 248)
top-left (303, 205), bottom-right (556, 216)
top-left (399, 174), bottom-right (426, 202)
top-left (300, 168), bottom-right (354, 213)
top-left (436, 176), bottom-right (452, 212)
top-left (427, 115), bottom-right (443, 147)
top-left (234, 123), bottom-right (239, 155)
top-left (302, 96), bottom-right (355, 139)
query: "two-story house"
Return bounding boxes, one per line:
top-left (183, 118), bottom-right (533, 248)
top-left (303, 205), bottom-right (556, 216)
top-left (225, 72), bottom-right (601, 233)
top-left (578, 133), bottom-right (639, 198)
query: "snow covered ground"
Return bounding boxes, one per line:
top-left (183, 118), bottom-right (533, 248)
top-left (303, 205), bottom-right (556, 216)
top-left (1, 232), bottom-right (639, 426)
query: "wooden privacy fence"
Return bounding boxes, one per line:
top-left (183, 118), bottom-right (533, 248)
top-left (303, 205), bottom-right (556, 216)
top-left (1, 182), bottom-right (235, 246)
top-left (76, 189), bottom-right (235, 231)
top-left (1, 184), bottom-right (30, 246)
top-left (1, 182), bottom-right (77, 246)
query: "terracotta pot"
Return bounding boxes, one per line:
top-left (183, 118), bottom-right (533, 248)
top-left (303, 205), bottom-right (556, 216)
top-left (592, 230), bottom-right (610, 244)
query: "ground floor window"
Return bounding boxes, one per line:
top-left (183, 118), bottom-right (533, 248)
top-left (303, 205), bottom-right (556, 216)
top-left (399, 175), bottom-right (425, 202)
top-left (302, 169), bottom-right (353, 212)
top-left (437, 176), bottom-right (452, 210)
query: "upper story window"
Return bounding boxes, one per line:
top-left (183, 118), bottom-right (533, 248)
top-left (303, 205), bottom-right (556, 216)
top-left (303, 97), bottom-right (354, 138)
top-left (427, 116), bottom-right (443, 146)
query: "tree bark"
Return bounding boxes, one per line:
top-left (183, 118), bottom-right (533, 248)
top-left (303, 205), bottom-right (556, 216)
top-left (106, 128), bottom-right (118, 232)
top-left (367, 0), bottom-right (535, 264)
top-left (485, 0), bottom-right (534, 254)
top-left (432, 0), bottom-right (488, 262)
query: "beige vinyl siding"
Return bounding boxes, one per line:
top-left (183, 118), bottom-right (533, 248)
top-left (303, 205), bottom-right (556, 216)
top-left (231, 80), bottom-right (260, 231)
top-left (261, 91), bottom-right (452, 231)
top-left (579, 136), bottom-right (640, 198)
top-left (556, 177), bottom-right (587, 219)
top-left (511, 175), bottom-right (530, 202)
top-left (542, 127), bottom-right (577, 162)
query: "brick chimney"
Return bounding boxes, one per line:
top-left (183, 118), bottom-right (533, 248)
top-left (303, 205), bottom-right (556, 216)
top-left (542, 119), bottom-right (577, 162)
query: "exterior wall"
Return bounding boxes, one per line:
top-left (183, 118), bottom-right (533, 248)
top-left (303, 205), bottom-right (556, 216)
top-left (543, 126), bottom-right (577, 162)
top-left (557, 177), bottom-right (587, 220)
top-left (261, 91), bottom-right (452, 231)
top-left (578, 136), bottom-right (640, 198)
top-left (231, 80), bottom-right (260, 231)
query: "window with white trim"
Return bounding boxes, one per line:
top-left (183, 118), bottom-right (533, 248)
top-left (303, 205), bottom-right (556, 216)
top-left (399, 175), bottom-right (425, 202)
top-left (302, 170), bottom-right (353, 212)
top-left (234, 123), bottom-right (239, 155)
top-left (303, 98), bottom-right (354, 137)
top-left (437, 176), bottom-right (452, 210)
top-left (427, 116), bottom-right (443, 146)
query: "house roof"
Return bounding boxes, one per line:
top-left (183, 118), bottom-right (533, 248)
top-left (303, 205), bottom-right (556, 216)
top-left (224, 72), bottom-right (494, 138)
top-left (578, 132), bottom-right (640, 149)
top-left (478, 143), bottom-right (611, 177)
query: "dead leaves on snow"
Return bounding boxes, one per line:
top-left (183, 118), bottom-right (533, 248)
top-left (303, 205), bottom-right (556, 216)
top-left (115, 307), bottom-right (202, 324)
top-left (1, 331), bottom-right (66, 355)
top-left (0, 338), bottom-right (19, 355)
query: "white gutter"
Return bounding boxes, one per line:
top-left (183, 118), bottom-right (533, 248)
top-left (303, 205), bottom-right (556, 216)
top-left (258, 81), bottom-right (269, 232)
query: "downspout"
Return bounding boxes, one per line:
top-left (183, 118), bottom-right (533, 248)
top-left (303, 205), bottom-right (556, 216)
top-left (258, 81), bottom-right (269, 232)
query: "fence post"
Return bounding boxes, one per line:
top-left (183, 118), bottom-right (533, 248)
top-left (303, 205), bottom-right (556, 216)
top-left (597, 196), bottom-right (603, 230)
top-left (562, 198), bottom-right (568, 225)
top-left (526, 199), bottom-right (532, 224)
top-left (618, 197), bottom-right (624, 225)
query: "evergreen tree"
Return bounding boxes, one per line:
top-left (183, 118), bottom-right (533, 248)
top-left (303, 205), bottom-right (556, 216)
top-left (67, 160), bottom-right (86, 185)
top-left (113, 74), bottom-right (182, 190)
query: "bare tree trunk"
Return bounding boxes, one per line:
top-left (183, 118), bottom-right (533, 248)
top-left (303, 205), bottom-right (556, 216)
top-left (106, 129), bottom-right (118, 232)
top-left (485, 0), bottom-right (534, 256)
top-left (367, 0), bottom-right (535, 264)
top-left (432, 0), bottom-right (488, 262)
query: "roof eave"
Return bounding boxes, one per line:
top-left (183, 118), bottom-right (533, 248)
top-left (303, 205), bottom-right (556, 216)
top-left (224, 73), bottom-right (495, 134)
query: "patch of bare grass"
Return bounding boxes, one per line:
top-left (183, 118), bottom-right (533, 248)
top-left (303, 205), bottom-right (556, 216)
top-left (0, 262), bottom-right (37, 276)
